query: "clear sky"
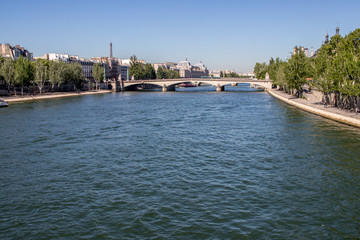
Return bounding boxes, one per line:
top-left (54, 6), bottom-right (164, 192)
top-left (1, 0), bottom-right (359, 72)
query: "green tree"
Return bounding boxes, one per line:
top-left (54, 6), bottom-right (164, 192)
top-left (285, 46), bottom-right (313, 97)
top-left (144, 64), bottom-right (156, 79)
top-left (254, 62), bottom-right (268, 79)
top-left (129, 55), bottom-right (144, 80)
top-left (157, 67), bottom-right (166, 79)
top-left (274, 62), bottom-right (287, 90)
top-left (0, 58), bottom-right (15, 95)
top-left (168, 69), bottom-right (180, 79)
top-left (257, 28), bottom-right (360, 109)
top-left (156, 67), bottom-right (180, 79)
top-left (0, 56), bottom-right (4, 82)
top-left (34, 59), bottom-right (48, 94)
top-left (49, 61), bottom-right (66, 90)
top-left (68, 62), bottom-right (84, 90)
top-left (92, 63), bottom-right (104, 90)
top-left (14, 57), bottom-right (34, 95)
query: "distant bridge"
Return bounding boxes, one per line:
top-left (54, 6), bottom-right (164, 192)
top-left (112, 78), bottom-right (272, 92)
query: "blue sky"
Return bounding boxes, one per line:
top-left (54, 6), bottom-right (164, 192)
top-left (1, 0), bottom-right (359, 72)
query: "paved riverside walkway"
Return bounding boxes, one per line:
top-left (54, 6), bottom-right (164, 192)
top-left (268, 89), bottom-right (360, 128)
top-left (1, 90), bottom-right (112, 103)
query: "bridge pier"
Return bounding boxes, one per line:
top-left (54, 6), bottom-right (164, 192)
top-left (216, 84), bottom-right (225, 92)
top-left (162, 84), bottom-right (175, 92)
top-left (111, 80), bottom-right (119, 92)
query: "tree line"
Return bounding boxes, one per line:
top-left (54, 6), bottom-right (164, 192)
top-left (220, 71), bottom-right (251, 78)
top-left (129, 55), bottom-right (180, 80)
top-left (0, 56), bottom-right (85, 95)
top-left (254, 28), bottom-right (360, 110)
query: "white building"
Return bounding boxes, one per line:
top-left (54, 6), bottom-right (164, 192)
top-left (47, 53), bottom-right (79, 62)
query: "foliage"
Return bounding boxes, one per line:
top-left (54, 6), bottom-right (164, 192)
top-left (0, 58), bottom-right (15, 94)
top-left (129, 55), bottom-right (156, 80)
top-left (222, 72), bottom-right (248, 78)
top-left (156, 67), bottom-right (179, 79)
top-left (253, 62), bottom-right (268, 79)
top-left (92, 63), bottom-right (104, 90)
top-left (0, 56), bottom-right (5, 81)
top-left (66, 62), bottom-right (84, 90)
top-left (14, 57), bottom-right (34, 95)
top-left (285, 46), bottom-right (313, 94)
top-left (0, 57), bottom-right (86, 94)
top-left (144, 64), bottom-right (156, 79)
top-left (49, 61), bottom-right (66, 89)
top-left (257, 28), bottom-right (360, 110)
top-left (34, 59), bottom-right (48, 94)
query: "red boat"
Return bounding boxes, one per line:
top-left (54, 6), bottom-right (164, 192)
top-left (179, 83), bottom-right (196, 88)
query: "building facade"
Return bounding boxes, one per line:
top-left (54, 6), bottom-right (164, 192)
top-left (0, 43), bottom-right (33, 60)
top-left (176, 59), bottom-right (209, 78)
top-left (91, 57), bottom-right (128, 81)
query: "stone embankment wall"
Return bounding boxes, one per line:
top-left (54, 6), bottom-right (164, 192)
top-left (268, 89), bottom-right (360, 128)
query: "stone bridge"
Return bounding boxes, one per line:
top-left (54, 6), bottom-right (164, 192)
top-left (112, 78), bottom-right (272, 92)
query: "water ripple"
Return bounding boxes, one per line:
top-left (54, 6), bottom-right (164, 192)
top-left (1, 91), bottom-right (360, 239)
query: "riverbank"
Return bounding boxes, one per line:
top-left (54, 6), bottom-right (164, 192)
top-left (268, 89), bottom-right (360, 128)
top-left (1, 90), bottom-right (112, 103)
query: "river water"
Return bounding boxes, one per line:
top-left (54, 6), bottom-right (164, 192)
top-left (1, 85), bottom-right (360, 239)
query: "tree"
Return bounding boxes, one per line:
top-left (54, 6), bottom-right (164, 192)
top-left (34, 59), bottom-right (48, 94)
top-left (49, 61), bottom-right (66, 90)
top-left (285, 46), bottom-right (313, 97)
top-left (254, 62), bottom-right (268, 79)
top-left (14, 57), bottom-right (34, 96)
top-left (129, 55), bottom-right (157, 80)
top-left (129, 55), bottom-right (143, 80)
top-left (0, 58), bottom-right (15, 95)
top-left (168, 69), bottom-right (180, 79)
top-left (68, 63), bottom-right (84, 90)
top-left (92, 63), bottom-right (104, 90)
top-left (256, 28), bottom-right (360, 108)
top-left (157, 67), bottom-right (166, 79)
top-left (0, 56), bottom-right (4, 82)
top-left (144, 64), bottom-right (156, 79)
top-left (274, 62), bottom-right (287, 90)
top-left (156, 67), bottom-right (179, 79)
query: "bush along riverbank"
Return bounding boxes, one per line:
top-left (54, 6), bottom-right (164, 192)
top-left (254, 27), bottom-right (360, 113)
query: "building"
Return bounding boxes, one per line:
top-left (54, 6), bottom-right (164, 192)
top-left (43, 53), bottom-right (95, 80)
top-left (191, 62), bottom-right (209, 78)
top-left (121, 58), bottom-right (147, 66)
top-left (293, 46), bottom-right (314, 57)
top-left (0, 43), bottom-right (33, 60)
top-left (78, 58), bottom-right (95, 80)
top-left (176, 59), bottom-right (209, 78)
top-left (152, 62), bottom-right (177, 71)
top-left (210, 70), bottom-right (221, 78)
top-left (91, 57), bottom-right (128, 81)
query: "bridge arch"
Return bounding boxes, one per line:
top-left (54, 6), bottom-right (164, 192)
top-left (121, 78), bottom-right (272, 91)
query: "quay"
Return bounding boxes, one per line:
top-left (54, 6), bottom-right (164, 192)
top-left (268, 89), bottom-right (360, 128)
